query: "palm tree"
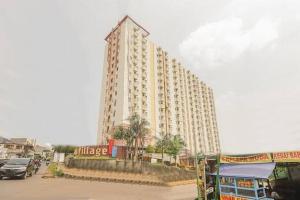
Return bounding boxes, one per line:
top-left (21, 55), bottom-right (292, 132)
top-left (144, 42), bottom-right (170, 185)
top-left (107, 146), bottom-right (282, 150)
top-left (128, 113), bottom-right (149, 161)
top-left (166, 134), bottom-right (185, 165)
top-left (113, 113), bottom-right (149, 161)
top-left (113, 126), bottom-right (134, 160)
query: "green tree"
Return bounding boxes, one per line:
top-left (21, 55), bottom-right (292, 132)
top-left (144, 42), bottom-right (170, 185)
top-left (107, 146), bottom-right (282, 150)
top-left (112, 113), bottom-right (149, 161)
top-left (113, 126), bottom-right (134, 160)
top-left (53, 145), bottom-right (76, 154)
top-left (166, 134), bottom-right (185, 165)
top-left (155, 134), bottom-right (171, 165)
top-left (145, 145), bottom-right (155, 153)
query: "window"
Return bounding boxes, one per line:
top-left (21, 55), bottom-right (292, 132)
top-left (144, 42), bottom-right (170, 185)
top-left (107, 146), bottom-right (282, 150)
top-left (220, 177), bottom-right (235, 186)
top-left (237, 189), bottom-right (256, 197)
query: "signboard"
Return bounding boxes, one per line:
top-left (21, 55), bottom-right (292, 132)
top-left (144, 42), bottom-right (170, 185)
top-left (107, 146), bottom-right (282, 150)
top-left (220, 194), bottom-right (249, 200)
top-left (108, 139), bottom-right (114, 155)
top-left (111, 146), bottom-right (117, 158)
top-left (221, 153), bottom-right (272, 164)
top-left (74, 146), bottom-right (108, 156)
top-left (273, 151), bottom-right (300, 163)
top-left (53, 152), bottom-right (65, 162)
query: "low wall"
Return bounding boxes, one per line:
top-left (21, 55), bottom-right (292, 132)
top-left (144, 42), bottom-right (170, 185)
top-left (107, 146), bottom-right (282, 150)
top-left (65, 158), bottom-right (195, 182)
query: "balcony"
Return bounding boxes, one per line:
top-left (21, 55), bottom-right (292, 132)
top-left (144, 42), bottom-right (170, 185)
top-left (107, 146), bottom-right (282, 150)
top-left (133, 32), bottom-right (138, 38)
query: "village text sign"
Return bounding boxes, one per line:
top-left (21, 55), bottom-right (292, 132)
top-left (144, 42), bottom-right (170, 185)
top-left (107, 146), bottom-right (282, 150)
top-left (221, 153), bottom-right (272, 164)
top-left (74, 145), bottom-right (108, 156)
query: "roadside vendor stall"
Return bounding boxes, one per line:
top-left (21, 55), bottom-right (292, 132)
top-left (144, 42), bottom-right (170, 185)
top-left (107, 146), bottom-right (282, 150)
top-left (213, 163), bottom-right (276, 200)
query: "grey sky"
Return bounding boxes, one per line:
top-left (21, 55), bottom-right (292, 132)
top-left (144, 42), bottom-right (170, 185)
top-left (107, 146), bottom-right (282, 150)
top-left (0, 0), bottom-right (299, 153)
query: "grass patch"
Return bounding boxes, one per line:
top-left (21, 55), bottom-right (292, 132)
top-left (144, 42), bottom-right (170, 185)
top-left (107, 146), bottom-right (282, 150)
top-left (74, 156), bottom-right (114, 160)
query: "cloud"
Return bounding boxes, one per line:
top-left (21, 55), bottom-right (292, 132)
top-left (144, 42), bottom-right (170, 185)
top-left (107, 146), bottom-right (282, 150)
top-left (179, 17), bottom-right (278, 68)
top-left (217, 84), bottom-right (300, 153)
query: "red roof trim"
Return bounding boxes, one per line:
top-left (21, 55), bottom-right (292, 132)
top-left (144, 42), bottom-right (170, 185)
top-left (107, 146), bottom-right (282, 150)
top-left (105, 15), bottom-right (150, 41)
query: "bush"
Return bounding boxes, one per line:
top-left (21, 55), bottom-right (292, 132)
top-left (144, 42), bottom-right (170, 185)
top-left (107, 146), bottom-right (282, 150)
top-left (48, 163), bottom-right (64, 177)
top-left (55, 169), bottom-right (64, 177)
top-left (48, 163), bottom-right (57, 176)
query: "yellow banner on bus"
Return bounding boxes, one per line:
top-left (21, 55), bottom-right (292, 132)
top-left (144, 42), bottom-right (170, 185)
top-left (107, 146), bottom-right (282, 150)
top-left (221, 153), bottom-right (272, 164)
top-left (273, 151), bottom-right (300, 163)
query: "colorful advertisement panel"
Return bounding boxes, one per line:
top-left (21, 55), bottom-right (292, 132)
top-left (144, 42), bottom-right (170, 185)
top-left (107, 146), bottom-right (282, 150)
top-left (220, 194), bottom-right (249, 200)
top-left (273, 151), bottom-right (300, 163)
top-left (221, 153), bottom-right (272, 164)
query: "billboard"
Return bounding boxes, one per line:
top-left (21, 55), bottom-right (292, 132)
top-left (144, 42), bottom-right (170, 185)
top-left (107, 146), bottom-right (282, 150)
top-left (221, 153), bottom-right (272, 164)
top-left (220, 151), bottom-right (300, 164)
top-left (74, 145), bottom-right (108, 156)
top-left (273, 151), bottom-right (300, 163)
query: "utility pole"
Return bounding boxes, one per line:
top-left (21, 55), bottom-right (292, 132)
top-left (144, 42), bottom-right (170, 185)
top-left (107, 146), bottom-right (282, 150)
top-left (193, 132), bottom-right (202, 200)
top-left (195, 153), bottom-right (201, 200)
top-left (214, 154), bottom-right (220, 200)
top-left (203, 156), bottom-right (207, 200)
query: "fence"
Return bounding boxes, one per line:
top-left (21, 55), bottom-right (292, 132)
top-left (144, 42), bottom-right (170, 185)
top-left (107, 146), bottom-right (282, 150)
top-left (65, 158), bottom-right (195, 182)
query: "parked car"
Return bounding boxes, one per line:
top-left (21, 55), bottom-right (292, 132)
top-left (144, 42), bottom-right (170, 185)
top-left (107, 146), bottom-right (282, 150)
top-left (0, 158), bottom-right (35, 179)
top-left (0, 159), bottom-right (8, 168)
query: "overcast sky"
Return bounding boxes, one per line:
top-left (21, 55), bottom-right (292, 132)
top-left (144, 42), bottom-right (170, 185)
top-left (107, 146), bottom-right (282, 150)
top-left (1, 0), bottom-right (299, 153)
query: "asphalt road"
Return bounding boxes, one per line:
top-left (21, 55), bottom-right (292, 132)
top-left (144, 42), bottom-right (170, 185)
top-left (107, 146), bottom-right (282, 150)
top-left (0, 164), bottom-right (197, 200)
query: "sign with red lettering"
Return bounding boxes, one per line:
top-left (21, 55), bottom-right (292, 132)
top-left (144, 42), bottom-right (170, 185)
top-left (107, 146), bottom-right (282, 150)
top-left (273, 151), bottom-right (300, 163)
top-left (221, 153), bottom-right (272, 164)
top-left (220, 194), bottom-right (249, 200)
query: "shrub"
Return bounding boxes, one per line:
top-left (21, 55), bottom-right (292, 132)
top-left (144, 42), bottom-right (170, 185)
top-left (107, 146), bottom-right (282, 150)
top-left (55, 169), bottom-right (64, 177)
top-left (48, 163), bottom-right (57, 176)
top-left (48, 163), bottom-right (64, 177)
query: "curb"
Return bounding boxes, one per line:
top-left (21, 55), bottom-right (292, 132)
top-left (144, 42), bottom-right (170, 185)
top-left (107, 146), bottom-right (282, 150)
top-left (41, 174), bottom-right (55, 179)
top-left (63, 173), bottom-right (166, 186)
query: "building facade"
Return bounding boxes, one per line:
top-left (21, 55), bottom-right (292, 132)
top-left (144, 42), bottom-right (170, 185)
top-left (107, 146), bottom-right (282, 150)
top-left (98, 16), bottom-right (220, 155)
top-left (0, 137), bottom-right (36, 158)
top-left (0, 144), bottom-right (7, 159)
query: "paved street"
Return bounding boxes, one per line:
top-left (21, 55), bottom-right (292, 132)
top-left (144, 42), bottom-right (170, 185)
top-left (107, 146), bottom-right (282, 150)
top-left (0, 164), bottom-right (197, 200)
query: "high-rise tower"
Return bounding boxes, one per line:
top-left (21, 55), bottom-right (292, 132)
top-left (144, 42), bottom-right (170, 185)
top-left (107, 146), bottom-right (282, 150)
top-left (98, 16), bottom-right (220, 155)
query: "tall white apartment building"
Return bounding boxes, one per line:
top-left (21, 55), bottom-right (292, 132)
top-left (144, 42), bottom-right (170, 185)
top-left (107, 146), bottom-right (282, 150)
top-left (98, 16), bottom-right (220, 155)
